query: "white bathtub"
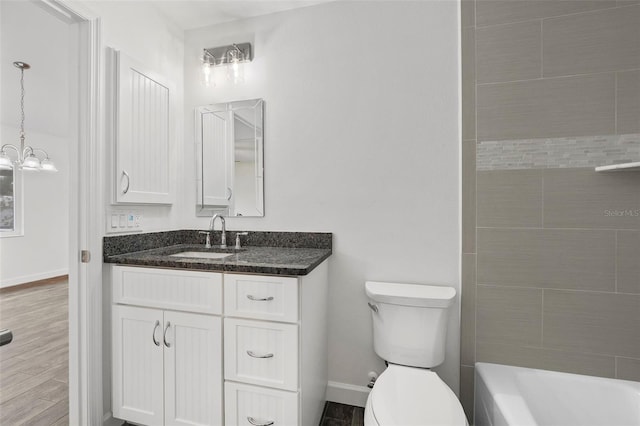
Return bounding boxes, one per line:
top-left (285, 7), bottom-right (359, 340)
top-left (474, 362), bottom-right (640, 426)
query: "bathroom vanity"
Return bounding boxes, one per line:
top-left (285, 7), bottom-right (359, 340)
top-left (104, 230), bottom-right (331, 426)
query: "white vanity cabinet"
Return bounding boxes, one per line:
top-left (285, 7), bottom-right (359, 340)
top-left (110, 261), bottom-right (328, 426)
top-left (111, 266), bottom-right (223, 426)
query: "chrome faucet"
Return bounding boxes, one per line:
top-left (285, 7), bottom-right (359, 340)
top-left (210, 214), bottom-right (227, 248)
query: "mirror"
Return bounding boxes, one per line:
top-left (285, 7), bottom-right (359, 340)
top-left (196, 99), bottom-right (264, 217)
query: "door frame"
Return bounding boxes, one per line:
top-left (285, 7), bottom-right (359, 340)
top-left (37, 1), bottom-right (103, 424)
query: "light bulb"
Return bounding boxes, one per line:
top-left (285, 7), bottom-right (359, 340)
top-left (202, 62), bottom-right (212, 87)
top-left (0, 152), bottom-right (13, 170)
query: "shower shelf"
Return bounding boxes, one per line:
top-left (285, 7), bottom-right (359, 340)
top-left (595, 161), bottom-right (640, 172)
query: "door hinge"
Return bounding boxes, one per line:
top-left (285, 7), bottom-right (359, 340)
top-left (81, 250), bottom-right (91, 263)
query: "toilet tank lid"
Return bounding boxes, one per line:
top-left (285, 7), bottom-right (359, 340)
top-left (365, 281), bottom-right (456, 308)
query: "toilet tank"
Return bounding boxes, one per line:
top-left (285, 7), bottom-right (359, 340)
top-left (365, 281), bottom-right (456, 368)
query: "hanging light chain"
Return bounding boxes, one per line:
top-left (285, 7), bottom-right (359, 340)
top-left (19, 65), bottom-right (26, 149)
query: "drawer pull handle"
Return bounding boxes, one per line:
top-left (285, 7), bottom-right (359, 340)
top-left (247, 416), bottom-right (274, 426)
top-left (163, 321), bottom-right (171, 348)
top-left (247, 350), bottom-right (274, 359)
top-left (152, 320), bottom-right (160, 346)
top-left (247, 295), bottom-right (274, 302)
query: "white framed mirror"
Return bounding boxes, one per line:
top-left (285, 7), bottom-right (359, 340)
top-left (195, 98), bottom-right (264, 217)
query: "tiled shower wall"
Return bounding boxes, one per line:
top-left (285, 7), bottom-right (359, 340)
top-left (461, 0), bottom-right (640, 422)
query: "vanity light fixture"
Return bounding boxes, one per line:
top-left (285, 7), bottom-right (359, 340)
top-left (0, 62), bottom-right (57, 172)
top-left (201, 42), bottom-right (252, 87)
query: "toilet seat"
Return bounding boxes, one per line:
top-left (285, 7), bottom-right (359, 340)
top-left (365, 364), bottom-right (468, 426)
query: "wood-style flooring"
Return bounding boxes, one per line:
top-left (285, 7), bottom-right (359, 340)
top-left (0, 278), bottom-right (69, 425)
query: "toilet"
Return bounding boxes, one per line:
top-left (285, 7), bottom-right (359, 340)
top-left (364, 281), bottom-right (468, 426)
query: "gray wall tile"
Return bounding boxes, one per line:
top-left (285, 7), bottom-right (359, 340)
top-left (617, 70), bottom-right (640, 134)
top-left (462, 0), bottom-right (476, 28)
top-left (476, 1), bottom-right (603, 28)
top-left (616, 357), bottom-right (640, 381)
top-left (477, 228), bottom-right (616, 291)
top-left (617, 231), bottom-right (640, 294)
top-left (477, 74), bottom-right (615, 141)
top-left (460, 366), bottom-right (475, 424)
top-left (477, 21), bottom-right (541, 84)
top-left (543, 168), bottom-right (640, 230)
top-left (461, 254), bottom-right (477, 365)
top-left (477, 169), bottom-right (543, 227)
top-left (476, 341), bottom-right (616, 378)
top-left (462, 141), bottom-right (477, 253)
top-left (544, 290), bottom-right (640, 358)
top-left (543, 6), bottom-right (640, 77)
top-left (477, 285), bottom-right (543, 346)
top-left (462, 27), bottom-right (476, 141)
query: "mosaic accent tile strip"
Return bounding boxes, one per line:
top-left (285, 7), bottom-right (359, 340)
top-left (477, 134), bottom-right (640, 171)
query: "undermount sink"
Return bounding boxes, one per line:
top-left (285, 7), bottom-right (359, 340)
top-left (169, 251), bottom-right (233, 260)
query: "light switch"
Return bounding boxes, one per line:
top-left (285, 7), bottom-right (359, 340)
top-left (111, 214), bottom-right (118, 228)
top-left (118, 214), bottom-right (126, 227)
top-left (127, 213), bottom-right (135, 228)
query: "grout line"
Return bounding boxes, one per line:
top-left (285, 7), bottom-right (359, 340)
top-left (540, 288), bottom-right (545, 347)
top-left (476, 283), bottom-right (639, 296)
top-left (475, 3), bottom-right (639, 29)
top-left (540, 19), bottom-right (544, 79)
top-left (477, 69), bottom-right (624, 87)
top-left (614, 72), bottom-right (618, 134)
top-left (614, 230), bottom-right (619, 293)
top-left (541, 169), bottom-right (545, 227)
top-left (477, 226), bottom-right (637, 231)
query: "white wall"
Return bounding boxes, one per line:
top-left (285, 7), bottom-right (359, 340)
top-left (183, 1), bottom-right (461, 398)
top-left (0, 1), bottom-right (70, 287)
top-left (81, 0), bottom-right (185, 233)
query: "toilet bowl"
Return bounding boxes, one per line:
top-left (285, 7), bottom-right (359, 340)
top-left (364, 281), bottom-right (467, 426)
top-left (364, 364), bottom-right (468, 426)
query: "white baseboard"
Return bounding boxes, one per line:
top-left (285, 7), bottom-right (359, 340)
top-left (0, 269), bottom-right (68, 289)
top-left (326, 381), bottom-right (371, 408)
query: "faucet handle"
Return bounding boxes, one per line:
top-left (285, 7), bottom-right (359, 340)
top-left (199, 231), bottom-right (211, 248)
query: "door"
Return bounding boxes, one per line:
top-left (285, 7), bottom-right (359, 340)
top-left (112, 305), bottom-right (165, 425)
top-left (164, 311), bottom-right (223, 426)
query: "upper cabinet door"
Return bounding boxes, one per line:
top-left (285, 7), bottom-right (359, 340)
top-left (111, 48), bottom-right (174, 204)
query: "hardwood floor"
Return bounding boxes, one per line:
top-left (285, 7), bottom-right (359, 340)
top-left (0, 278), bottom-right (69, 425)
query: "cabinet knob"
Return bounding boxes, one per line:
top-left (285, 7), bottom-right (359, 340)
top-left (247, 350), bottom-right (274, 359)
top-left (247, 416), bottom-right (274, 426)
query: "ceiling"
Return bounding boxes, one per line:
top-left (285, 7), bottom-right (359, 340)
top-left (148, 0), bottom-right (334, 31)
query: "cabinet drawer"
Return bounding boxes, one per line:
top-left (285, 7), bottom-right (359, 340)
top-left (224, 382), bottom-right (298, 426)
top-left (224, 274), bottom-right (298, 323)
top-left (224, 318), bottom-right (298, 391)
top-left (112, 266), bottom-right (222, 314)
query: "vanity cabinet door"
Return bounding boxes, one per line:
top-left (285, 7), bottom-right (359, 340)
top-left (112, 305), bottom-right (164, 426)
top-left (164, 311), bottom-right (223, 426)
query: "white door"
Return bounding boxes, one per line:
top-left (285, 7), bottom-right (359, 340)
top-left (164, 311), bottom-right (223, 426)
top-left (114, 49), bottom-right (173, 204)
top-left (112, 305), bottom-right (165, 425)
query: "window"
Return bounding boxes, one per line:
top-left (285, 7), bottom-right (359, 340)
top-left (0, 168), bottom-right (22, 237)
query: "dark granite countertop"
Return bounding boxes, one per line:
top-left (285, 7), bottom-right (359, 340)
top-left (103, 230), bottom-right (332, 276)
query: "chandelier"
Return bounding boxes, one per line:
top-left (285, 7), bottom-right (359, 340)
top-left (0, 62), bottom-right (57, 172)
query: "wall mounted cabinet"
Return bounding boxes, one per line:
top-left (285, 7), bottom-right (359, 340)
top-left (108, 48), bottom-right (174, 205)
